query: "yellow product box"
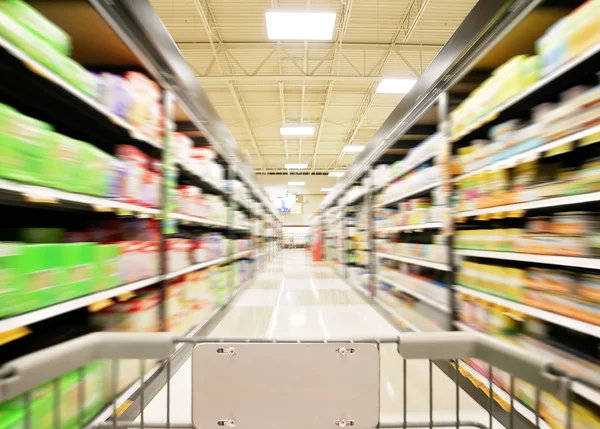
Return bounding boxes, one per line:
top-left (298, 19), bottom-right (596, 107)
top-left (540, 392), bottom-right (600, 429)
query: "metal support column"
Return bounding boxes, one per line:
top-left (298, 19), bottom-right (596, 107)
top-left (226, 164), bottom-right (235, 302)
top-left (367, 166), bottom-right (376, 301)
top-left (159, 89), bottom-right (175, 332)
top-left (438, 92), bottom-right (455, 331)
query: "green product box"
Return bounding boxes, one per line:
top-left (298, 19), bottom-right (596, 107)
top-left (93, 244), bottom-right (121, 292)
top-left (0, 242), bottom-right (24, 318)
top-left (0, 368), bottom-right (100, 429)
top-left (52, 134), bottom-right (81, 192)
top-left (19, 244), bottom-right (62, 311)
top-left (0, 104), bottom-right (56, 187)
top-left (58, 366), bottom-right (105, 429)
top-left (0, 10), bottom-right (96, 98)
top-left (0, 406), bottom-right (23, 429)
top-left (0, 0), bottom-right (71, 56)
top-left (60, 243), bottom-right (95, 301)
top-left (84, 145), bottom-right (113, 197)
top-left (0, 383), bottom-right (55, 429)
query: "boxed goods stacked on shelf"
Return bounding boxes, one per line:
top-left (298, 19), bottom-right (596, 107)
top-left (449, 1), bottom-right (600, 426)
top-left (378, 265), bottom-right (450, 311)
top-left (456, 295), bottom-right (600, 429)
top-left (0, 220), bottom-right (160, 319)
top-left (0, 361), bottom-right (109, 429)
top-left (0, 1), bottom-right (276, 426)
top-left (373, 133), bottom-right (445, 189)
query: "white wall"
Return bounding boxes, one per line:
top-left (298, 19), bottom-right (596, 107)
top-left (277, 194), bottom-right (322, 225)
top-left (255, 175), bottom-right (338, 195)
top-left (256, 175), bottom-right (340, 226)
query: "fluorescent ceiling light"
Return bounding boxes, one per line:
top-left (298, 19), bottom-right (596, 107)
top-left (288, 181), bottom-right (305, 186)
top-left (321, 188), bottom-right (334, 192)
top-left (266, 11), bottom-right (336, 40)
top-left (376, 78), bottom-right (417, 94)
top-left (328, 171), bottom-right (345, 177)
top-left (284, 163), bottom-right (308, 169)
top-left (342, 145), bottom-right (365, 153)
top-left (280, 126), bottom-right (315, 136)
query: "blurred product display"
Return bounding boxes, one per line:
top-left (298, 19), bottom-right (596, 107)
top-left (0, 0), bottom-right (281, 426)
top-left (318, 1), bottom-right (600, 428)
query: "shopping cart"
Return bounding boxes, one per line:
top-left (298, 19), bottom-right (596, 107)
top-left (0, 331), bottom-right (597, 429)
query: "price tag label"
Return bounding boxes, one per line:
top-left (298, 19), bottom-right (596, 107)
top-left (0, 327), bottom-right (31, 347)
top-left (92, 203), bottom-right (114, 212)
top-left (116, 208), bottom-right (133, 217)
top-left (116, 291), bottom-right (136, 301)
top-left (24, 59), bottom-right (51, 80)
top-left (88, 299), bottom-right (114, 312)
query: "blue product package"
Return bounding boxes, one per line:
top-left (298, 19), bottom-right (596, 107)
top-left (108, 158), bottom-right (127, 199)
top-left (113, 75), bottom-right (133, 119)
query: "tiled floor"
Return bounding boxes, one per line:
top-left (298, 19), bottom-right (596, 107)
top-left (138, 249), bottom-right (504, 428)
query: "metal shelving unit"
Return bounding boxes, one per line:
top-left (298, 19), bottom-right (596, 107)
top-left (0, 1), bottom-right (281, 426)
top-left (318, 0), bottom-right (600, 426)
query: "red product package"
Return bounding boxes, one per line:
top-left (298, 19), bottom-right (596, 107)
top-left (115, 145), bottom-right (148, 167)
top-left (141, 241), bottom-right (159, 277)
top-left (189, 147), bottom-right (216, 161)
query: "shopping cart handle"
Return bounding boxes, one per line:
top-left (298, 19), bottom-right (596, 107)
top-left (0, 332), bottom-right (175, 402)
top-left (397, 331), bottom-right (570, 401)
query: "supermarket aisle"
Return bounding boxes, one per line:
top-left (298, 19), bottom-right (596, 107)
top-left (140, 250), bottom-right (502, 427)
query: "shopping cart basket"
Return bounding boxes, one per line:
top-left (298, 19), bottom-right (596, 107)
top-left (0, 331), bottom-right (597, 429)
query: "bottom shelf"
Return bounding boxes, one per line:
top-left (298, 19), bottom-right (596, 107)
top-left (88, 275), bottom-right (254, 427)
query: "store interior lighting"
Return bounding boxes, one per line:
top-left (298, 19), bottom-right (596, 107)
top-left (328, 171), bottom-right (345, 177)
top-left (342, 145), bottom-right (365, 153)
top-left (376, 78), bottom-right (417, 94)
top-left (280, 126), bottom-right (315, 136)
top-left (265, 11), bottom-right (336, 40)
top-left (321, 188), bottom-right (334, 192)
top-left (284, 163), bottom-right (308, 168)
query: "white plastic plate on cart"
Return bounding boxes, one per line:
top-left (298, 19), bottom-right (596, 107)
top-left (192, 343), bottom-right (380, 429)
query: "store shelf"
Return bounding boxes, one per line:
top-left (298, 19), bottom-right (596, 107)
top-left (450, 42), bottom-right (600, 143)
top-left (376, 252), bottom-right (451, 271)
top-left (375, 151), bottom-right (440, 191)
top-left (454, 191), bottom-right (600, 218)
top-left (229, 250), bottom-right (253, 261)
top-left (377, 274), bottom-right (450, 313)
top-left (87, 303), bottom-right (224, 428)
top-left (0, 36), bottom-right (161, 151)
top-left (164, 257), bottom-right (228, 280)
top-left (454, 285), bottom-right (600, 338)
top-left (0, 276), bottom-right (161, 334)
top-left (170, 213), bottom-right (229, 228)
top-left (375, 181), bottom-right (440, 208)
top-left (455, 322), bottom-right (600, 408)
top-left (374, 289), bottom-right (444, 333)
top-left (457, 360), bottom-right (553, 429)
top-left (455, 249), bottom-right (600, 270)
top-left (453, 122), bottom-right (600, 183)
top-left (345, 188), bottom-right (368, 206)
top-left (177, 164), bottom-right (225, 196)
top-left (375, 223), bottom-right (444, 233)
top-left (0, 178), bottom-right (160, 215)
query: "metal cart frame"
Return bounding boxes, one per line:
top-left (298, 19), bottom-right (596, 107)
top-left (0, 331), bottom-right (597, 429)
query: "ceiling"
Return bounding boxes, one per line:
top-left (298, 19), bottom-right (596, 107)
top-left (150, 0), bottom-right (478, 176)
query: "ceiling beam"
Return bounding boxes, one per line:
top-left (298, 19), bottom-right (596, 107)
top-left (178, 41), bottom-right (443, 50)
top-left (191, 0), bottom-right (263, 167)
top-left (198, 75), bottom-right (389, 81)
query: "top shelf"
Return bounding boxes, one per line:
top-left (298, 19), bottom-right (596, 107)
top-left (450, 42), bottom-right (600, 145)
top-left (0, 36), bottom-right (162, 156)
